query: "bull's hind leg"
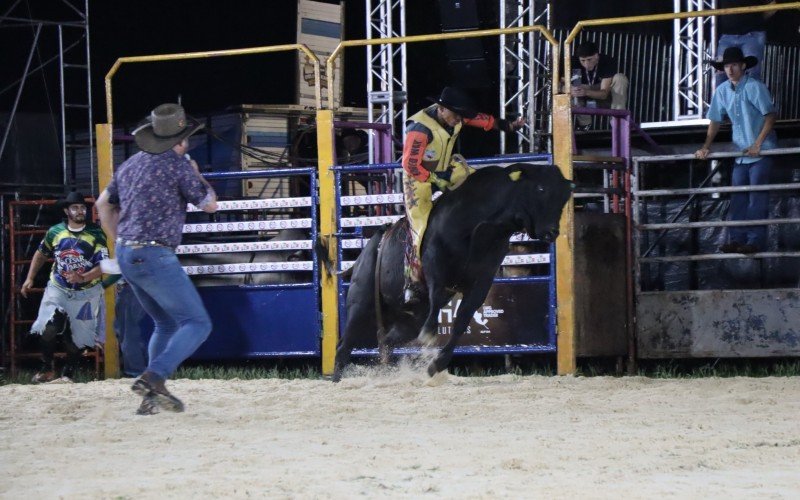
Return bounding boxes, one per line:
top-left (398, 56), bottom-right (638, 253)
top-left (377, 321), bottom-right (419, 363)
top-left (378, 342), bottom-right (392, 365)
top-left (332, 337), bottom-right (354, 383)
top-left (332, 301), bottom-right (376, 382)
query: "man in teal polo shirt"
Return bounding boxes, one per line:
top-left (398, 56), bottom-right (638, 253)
top-left (695, 47), bottom-right (777, 254)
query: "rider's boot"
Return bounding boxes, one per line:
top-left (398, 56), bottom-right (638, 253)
top-left (403, 279), bottom-right (426, 306)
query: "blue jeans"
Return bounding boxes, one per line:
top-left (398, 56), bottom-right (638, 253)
top-left (729, 156), bottom-right (772, 248)
top-left (114, 282), bottom-right (149, 377)
top-left (715, 31), bottom-right (766, 87)
top-left (117, 245), bottom-right (212, 380)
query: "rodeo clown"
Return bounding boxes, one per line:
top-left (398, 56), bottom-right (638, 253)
top-left (21, 191), bottom-right (109, 383)
top-left (401, 87), bottom-right (524, 304)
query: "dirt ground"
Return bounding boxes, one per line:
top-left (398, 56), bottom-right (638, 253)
top-left (1, 363), bottom-right (799, 499)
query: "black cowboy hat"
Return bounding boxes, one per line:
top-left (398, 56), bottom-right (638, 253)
top-left (133, 103), bottom-right (204, 154)
top-left (710, 47), bottom-right (758, 71)
top-left (429, 87), bottom-right (478, 119)
top-left (58, 191), bottom-right (88, 210)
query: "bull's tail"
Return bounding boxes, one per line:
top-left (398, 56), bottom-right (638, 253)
top-left (314, 236), bottom-right (355, 279)
top-left (314, 237), bottom-right (335, 277)
top-left (314, 236), bottom-right (368, 280)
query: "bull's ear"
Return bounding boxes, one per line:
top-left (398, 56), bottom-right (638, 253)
top-left (508, 170), bottom-right (522, 182)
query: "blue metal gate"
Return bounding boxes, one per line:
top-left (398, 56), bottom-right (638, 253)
top-left (183, 167), bottom-right (321, 359)
top-left (331, 154), bottom-right (560, 357)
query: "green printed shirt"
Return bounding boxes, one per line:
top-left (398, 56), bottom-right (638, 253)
top-left (38, 222), bottom-right (108, 291)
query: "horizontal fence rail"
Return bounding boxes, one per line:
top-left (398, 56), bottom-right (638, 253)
top-left (632, 148), bottom-right (800, 289)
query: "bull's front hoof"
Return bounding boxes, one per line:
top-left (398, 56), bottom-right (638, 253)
top-left (417, 330), bottom-right (436, 347)
top-left (425, 364), bottom-right (449, 386)
top-left (427, 361), bottom-right (440, 377)
top-left (378, 344), bottom-right (391, 365)
top-left (331, 370), bottom-right (342, 383)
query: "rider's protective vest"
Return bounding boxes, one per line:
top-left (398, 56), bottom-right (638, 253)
top-left (407, 106), bottom-right (462, 173)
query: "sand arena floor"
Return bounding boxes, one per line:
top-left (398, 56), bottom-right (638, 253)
top-left (1, 363), bottom-right (799, 498)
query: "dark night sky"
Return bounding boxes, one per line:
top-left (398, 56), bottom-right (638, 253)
top-left (3, 1), bottom-right (359, 126)
top-left (2, 0), bottom-right (486, 127)
top-left (0, 0), bottom-right (668, 126)
top-left (3, 0), bottom-right (798, 127)
top-left (3, 0), bottom-right (461, 127)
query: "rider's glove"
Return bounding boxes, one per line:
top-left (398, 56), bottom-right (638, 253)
top-left (428, 171), bottom-right (451, 191)
top-left (496, 118), bottom-right (513, 133)
top-left (450, 154), bottom-right (469, 170)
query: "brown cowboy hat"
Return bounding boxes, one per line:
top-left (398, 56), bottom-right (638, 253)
top-left (710, 47), bottom-right (758, 71)
top-left (428, 87), bottom-right (478, 119)
top-left (133, 103), bottom-right (204, 154)
top-left (58, 191), bottom-right (88, 210)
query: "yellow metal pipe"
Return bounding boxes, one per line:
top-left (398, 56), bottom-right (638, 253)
top-left (551, 44), bottom-right (560, 106)
top-left (326, 25), bottom-right (558, 110)
top-left (95, 123), bottom-right (119, 378)
top-left (101, 42), bottom-right (322, 376)
top-left (552, 95), bottom-right (576, 375)
top-left (563, 3), bottom-right (800, 93)
top-left (105, 44), bottom-right (321, 124)
top-left (315, 110), bottom-right (338, 376)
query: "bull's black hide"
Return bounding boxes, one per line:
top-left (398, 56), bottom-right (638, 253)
top-left (329, 163), bottom-right (573, 380)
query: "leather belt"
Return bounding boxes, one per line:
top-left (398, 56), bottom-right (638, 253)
top-left (116, 238), bottom-right (167, 247)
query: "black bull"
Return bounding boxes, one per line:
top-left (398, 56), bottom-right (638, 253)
top-left (327, 163), bottom-right (574, 381)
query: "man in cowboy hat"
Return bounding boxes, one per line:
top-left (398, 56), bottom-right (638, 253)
top-left (96, 102), bottom-right (218, 414)
top-left (714, 0), bottom-right (776, 87)
top-left (401, 87), bottom-right (524, 304)
top-left (21, 191), bottom-right (109, 383)
top-left (695, 47), bottom-right (777, 254)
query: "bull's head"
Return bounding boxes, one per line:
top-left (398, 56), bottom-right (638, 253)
top-left (507, 164), bottom-right (574, 243)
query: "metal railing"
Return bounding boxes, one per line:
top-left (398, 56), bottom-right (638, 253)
top-left (104, 44), bottom-right (321, 124)
top-left (632, 147), bottom-right (800, 293)
top-left (544, 29), bottom-right (800, 128)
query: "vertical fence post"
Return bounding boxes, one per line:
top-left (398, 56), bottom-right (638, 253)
top-left (552, 94), bottom-right (577, 375)
top-left (316, 110), bottom-right (338, 376)
top-left (96, 123), bottom-right (119, 379)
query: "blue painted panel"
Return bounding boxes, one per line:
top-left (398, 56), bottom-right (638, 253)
top-left (247, 131), bottom-right (289, 148)
top-left (191, 286), bottom-right (320, 359)
top-left (300, 18), bottom-right (340, 38)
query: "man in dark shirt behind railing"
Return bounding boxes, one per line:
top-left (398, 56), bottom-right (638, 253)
top-left (570, 41), bottom-right (629, 131)
top-left (96, 103), bottom-right (218, 415)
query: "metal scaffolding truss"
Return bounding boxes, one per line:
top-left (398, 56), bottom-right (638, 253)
top-left (366, 0), bottom-right (407, 163)
top-left (499, 0), bottom-right (551, 154)
top-left (0, 0), bottom-right (94, 193)
top-left (672, 0), bottom-right (716, 123)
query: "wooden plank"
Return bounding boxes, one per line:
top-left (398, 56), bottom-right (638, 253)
top-left (553, 94), bottom-right (577, 375)
top-left (316, 110), bottom-right (338, 376)
top-left (96, 123), bottom-right (118, 379)
top-left (637, 289), bottom-right (800, 357)
top-left (297, 0), bottom-right (343, 108)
